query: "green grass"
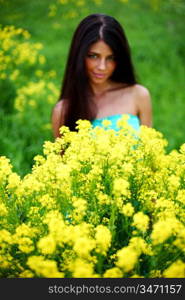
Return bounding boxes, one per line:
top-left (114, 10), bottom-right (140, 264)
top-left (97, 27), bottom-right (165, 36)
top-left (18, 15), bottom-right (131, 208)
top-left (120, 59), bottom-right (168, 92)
top-left (0, 0), bottom-right (185, 176)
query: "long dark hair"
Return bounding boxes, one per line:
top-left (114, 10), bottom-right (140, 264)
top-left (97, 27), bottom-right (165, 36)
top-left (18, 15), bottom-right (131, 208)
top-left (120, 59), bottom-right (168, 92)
top-left (58, 13), bottom-right (137, 131)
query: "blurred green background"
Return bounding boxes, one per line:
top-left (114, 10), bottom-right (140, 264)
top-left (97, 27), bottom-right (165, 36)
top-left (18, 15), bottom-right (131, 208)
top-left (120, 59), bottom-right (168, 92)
top-left (0, 0), bottom-right (185, 176)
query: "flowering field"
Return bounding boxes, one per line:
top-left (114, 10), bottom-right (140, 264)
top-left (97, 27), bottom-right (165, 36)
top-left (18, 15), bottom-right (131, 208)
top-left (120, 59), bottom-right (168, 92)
top-left (0, 119), bottom-right (184, 278)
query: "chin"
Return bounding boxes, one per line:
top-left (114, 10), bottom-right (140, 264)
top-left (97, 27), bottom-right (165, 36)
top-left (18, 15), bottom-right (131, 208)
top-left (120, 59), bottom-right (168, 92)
top-left (91, 77), bottom-right (108, 84)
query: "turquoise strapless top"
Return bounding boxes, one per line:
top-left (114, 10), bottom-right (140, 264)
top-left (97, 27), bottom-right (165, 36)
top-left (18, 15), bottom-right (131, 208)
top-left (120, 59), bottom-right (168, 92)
top-left (91, 113), bottom-right (140, 131)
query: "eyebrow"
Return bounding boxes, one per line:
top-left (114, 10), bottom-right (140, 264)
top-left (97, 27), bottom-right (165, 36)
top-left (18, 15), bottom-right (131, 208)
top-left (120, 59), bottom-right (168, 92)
top-left (88, 51), bottom-right (114, 56)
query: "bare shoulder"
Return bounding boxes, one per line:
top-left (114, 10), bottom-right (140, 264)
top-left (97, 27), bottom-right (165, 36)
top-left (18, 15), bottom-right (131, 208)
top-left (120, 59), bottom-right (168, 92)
top-left (51, 99), bottom-right (64, 138)
top-left (133, 84), bottom-right (152, 127)
top-left (132, 84), bottom-right (152, 108)
top-left (133, 84), bottom-right (151, 99)
top-left (52, 99), bottom-right (63, 115)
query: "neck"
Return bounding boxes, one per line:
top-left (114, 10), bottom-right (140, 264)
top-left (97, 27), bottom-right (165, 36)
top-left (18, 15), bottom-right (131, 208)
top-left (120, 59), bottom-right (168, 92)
top-left (90, 81), bottom-right (113, 97)
top-left (90, 81), bottom-right (127, 98)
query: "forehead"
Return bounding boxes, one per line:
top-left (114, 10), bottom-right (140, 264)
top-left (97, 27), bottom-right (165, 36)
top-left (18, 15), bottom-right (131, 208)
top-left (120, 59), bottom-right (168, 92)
top-left (88, 40), bottom-right (113, 54)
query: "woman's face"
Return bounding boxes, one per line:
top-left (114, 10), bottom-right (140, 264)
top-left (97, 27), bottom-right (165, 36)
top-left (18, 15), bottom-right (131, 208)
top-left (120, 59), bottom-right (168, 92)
top-left (85, 40), bottom-right (117, 86)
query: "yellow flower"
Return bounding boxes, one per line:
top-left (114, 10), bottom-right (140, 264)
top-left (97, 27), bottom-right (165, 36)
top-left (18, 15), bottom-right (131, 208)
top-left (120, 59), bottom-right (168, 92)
top-left (131, 274), bottom-right (144, 278)
top-left (95, 225), bottom-right (111, 254)
top-left (27, 256), bottom-right (63, 278)
top-left (179, 143), bottom-right (185, 154)
top-left (122, 203), bottom-right (134, 217)
top-left (168, 175), bottom-right (180, 192)
top-left (132, 212), bottom-right (149, 232)
top-left (173, 228), bottom-right (185, 250)
top-left (43, 211), bottom-right (66, 244)
top-left (0, 156), bottom-right (12, 182)
top-left (75, 119), bottom-right (92, 131)
top-left (0, 229), bottom-right (12, 244)
top-left (19, 270), bottom-right (34, 278)
top-left (35, 69), bottom-right (43, 77)
top-left (117, 114), bottom-right (130, 129)
top-left (97, 192), bottom-right (110, 205)
top-left (18, 237), bottom-right (34, 253)
top-left (72, 197), bottom-right (87, 221)
top-left (47, 70), bottom-right (57, 78)
top-left (37, 235), bottom-right (56, 255)
top-left (151, 218), bottom-right (181, 245)
top-left (116, 246), bottom-right (138, 272)
top-left (129, 237), bottom-right (153, 255)
top-left (163, 260), bottom-right (185, 278)
top-left (0, 203), bottom-right (8, 216)
top-left (176, 190), bottom-right (185, 204)
top-left (149, 270), bottom-right (162, 278)
top-left (71, 258), bottom-right (95, 278)
top-left (10, 69), bottom-right (20, 80)
top-left (103, 267), bottom-right (123, 278)
top-left (102, 119), bottom-right (112, 128)
top-left (113, 178), bottom-right (130, 197)
top-left (73, 237), bottom-right (95, 258)
top-left (14, 223), bottom-right (38, 239)
top-left (0, 254), bottom-right (13, 268)
top-left (37, 194), bottom-right (56, 209)
top-left (7, 172), bottom-right (21, 189)
top-left (38, 55), bottom-right (46, 64)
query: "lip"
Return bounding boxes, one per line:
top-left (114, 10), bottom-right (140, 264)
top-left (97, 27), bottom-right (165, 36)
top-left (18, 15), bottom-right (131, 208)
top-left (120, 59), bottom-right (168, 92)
top-left (92, 72), bottom-right (106, 78)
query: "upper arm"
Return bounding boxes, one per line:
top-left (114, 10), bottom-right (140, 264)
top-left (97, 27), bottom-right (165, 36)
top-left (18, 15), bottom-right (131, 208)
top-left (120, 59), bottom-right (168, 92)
top-left (136, 85), bottom-right (153, 127)
top-left (51, 100), bottom-right (64, 138)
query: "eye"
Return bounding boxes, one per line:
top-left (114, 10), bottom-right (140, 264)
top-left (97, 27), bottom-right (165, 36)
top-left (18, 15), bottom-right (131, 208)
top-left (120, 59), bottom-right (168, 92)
top-left (107, 55), bottom-right (116, 61)
top-left (87, 53), bottom-right (98, 59)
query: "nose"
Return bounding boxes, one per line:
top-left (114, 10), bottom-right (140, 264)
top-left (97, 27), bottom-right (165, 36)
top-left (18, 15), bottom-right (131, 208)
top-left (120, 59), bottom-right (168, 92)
top-left (97, 58), bottom-right (106, 71)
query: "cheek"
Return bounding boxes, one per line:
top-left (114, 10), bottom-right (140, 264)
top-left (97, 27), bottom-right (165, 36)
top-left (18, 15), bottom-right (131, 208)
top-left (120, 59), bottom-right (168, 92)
top-left (112, 62), bottom-right (117, 71)
top-left (85, 59), bottom-right (94, 72)
top-left (108, 62), bottom-right (117, 74)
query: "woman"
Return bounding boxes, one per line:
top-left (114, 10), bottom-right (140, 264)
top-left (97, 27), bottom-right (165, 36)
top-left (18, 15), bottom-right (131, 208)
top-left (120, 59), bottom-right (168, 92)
top-left (52, 13), bottom-right (152, 138)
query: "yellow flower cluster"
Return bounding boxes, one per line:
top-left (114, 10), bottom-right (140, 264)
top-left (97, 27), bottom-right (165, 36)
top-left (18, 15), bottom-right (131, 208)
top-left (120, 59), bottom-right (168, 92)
top-left (0, 24), bottom-right (58, 118)
top-left (0, 25), bottom-right (44, 80)
top-left (0, 120), bottom-right (184, 278)
top-left (163, 260), bottom-right (185, 278)
top-left (14, 80), bottom-right (59, 112)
